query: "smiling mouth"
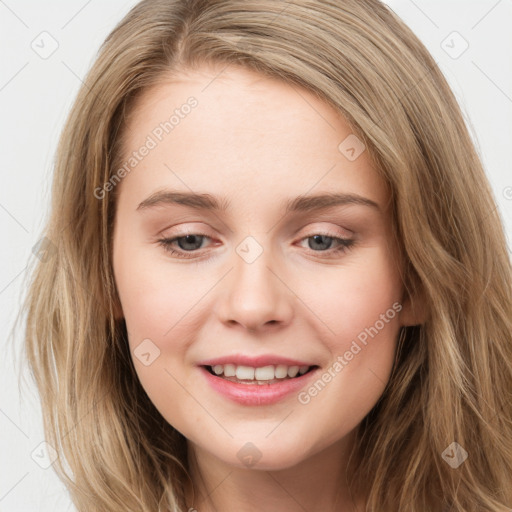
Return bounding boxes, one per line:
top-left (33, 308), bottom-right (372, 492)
top-left (203, 364), bottom-right (318, 385)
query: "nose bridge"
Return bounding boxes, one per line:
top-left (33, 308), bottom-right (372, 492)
top-left (217, 234), bottom-right (293, 331)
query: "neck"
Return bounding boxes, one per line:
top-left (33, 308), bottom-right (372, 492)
top-left (184, 432), bottom-right (365, 512)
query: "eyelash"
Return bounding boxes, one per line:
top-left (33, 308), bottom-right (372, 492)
top-left (156, 231), bottom-right (355, 259)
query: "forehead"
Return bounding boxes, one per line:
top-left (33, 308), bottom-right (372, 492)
top-left (117, 63), bottom-right (390, 214)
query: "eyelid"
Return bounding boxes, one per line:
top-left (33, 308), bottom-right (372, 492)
top-left (296, 222), bottom-right (354, 238)
top-left (156, 226), bottom-right (355, 260)
top-left (159, 221), bottom-right (353, 238)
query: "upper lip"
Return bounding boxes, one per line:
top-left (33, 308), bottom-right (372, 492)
top-left (197, 354), bottom-right (316, 368)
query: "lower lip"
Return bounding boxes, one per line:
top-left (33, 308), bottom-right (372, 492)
top-left (199, 366), bottom-right (319, 406)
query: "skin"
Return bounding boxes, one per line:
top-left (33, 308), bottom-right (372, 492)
top-left (112, 62), bottom-right (423, 511)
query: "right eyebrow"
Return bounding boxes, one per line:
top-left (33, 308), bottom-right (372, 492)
top-left (137, 190), bottom-right (230, 211)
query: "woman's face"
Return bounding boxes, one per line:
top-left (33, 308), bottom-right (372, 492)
top-left (112, 63), bottom-right (419, 470)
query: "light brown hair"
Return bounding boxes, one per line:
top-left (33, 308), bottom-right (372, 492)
top-left (19, 0), bottom-right (512, 510)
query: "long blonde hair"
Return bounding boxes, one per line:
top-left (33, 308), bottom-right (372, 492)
top-left (19, 0), bottom-right (512, 510)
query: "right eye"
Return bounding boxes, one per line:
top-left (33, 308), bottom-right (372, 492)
top-left (157, 233), bottom-right (213, 258)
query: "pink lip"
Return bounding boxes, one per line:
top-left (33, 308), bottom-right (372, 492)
top-left (196, 353), bottom-right (315, 368)
top-left (198, 366), bottom-right (320, 406)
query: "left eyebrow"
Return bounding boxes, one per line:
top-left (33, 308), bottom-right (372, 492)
top-left (285, 192), bottom-right (380, 213)
top-left (136, 190), bottom-right (381, 213)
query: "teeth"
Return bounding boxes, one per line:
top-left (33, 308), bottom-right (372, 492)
top-left (254, 365), bottom-right (274, 380)
top-left (235, 365), bottom-right (254, 380)
top-left (275, 365), bottom-right (288, 378)
top-left (287, 366), bottom-right (299, 378)
top-left (224, 363), bottom-right (236, 377)
top-left (208, 363), bottom-right (313, 381)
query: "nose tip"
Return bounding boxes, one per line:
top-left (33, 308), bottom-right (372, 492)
top-left (229, 319), bottom-right (280, 333)
top-left (216, 257), bottom-right (294, 333)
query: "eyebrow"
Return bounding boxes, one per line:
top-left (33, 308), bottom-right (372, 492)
top-left (136, 190), bottom-right (380, 213)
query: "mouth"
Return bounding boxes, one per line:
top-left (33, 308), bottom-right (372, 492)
top-left (202, 363), bottom-right (319, 385)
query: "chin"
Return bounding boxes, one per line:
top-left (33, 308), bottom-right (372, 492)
top-left (222, 441), bottom-right (311, 471)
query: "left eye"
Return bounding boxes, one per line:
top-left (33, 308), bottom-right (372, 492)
top-left (297, 234), bottom-right (354, 254)
top-left (157, 232), bottom-right (355, 258)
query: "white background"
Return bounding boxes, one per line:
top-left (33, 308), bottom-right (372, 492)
top-left (1, 1), bottom-right (511, 510)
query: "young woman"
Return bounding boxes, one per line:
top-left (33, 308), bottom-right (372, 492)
top-left (22, 0), bottom-right (512, 510)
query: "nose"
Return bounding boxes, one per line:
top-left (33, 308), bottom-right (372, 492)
top-left (215, 244), bottom-right (294, 333)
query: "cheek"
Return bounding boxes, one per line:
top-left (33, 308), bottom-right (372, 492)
top-left (302, 246), bottom-right (403, 344)
top-left (113, 249), bottom-right (203, 424)
top-left (291, 251), bottom-right (403, 441)
top-left (114, 244), bottom-right (199, 343)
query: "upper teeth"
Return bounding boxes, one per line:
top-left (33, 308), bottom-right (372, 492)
top-left (210, 364), bottom-right (310, 380)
